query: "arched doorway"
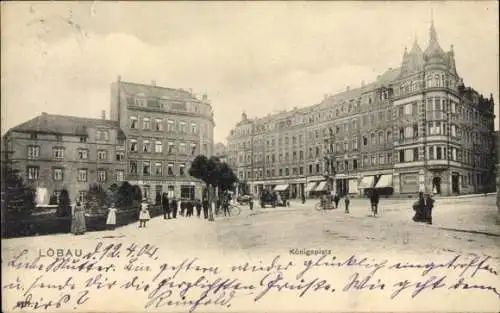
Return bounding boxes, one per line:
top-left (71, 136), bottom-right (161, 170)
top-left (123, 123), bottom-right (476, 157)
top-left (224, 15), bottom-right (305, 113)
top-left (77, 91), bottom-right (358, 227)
top-left (432, 177), bottom-right (441, 194)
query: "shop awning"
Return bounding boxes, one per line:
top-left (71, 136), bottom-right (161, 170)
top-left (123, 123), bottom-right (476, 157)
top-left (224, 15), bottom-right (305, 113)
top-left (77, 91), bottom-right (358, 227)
top-left (305, 182), bottom-right (317, 193)
top-left (359, 176), bottom-right (375, 189)
top-left (375, 174), bottom-right (393, 188)
top-left (273, 184), bottom-right (289, 191)
top-left (314, 181), bottom-right (327, 192)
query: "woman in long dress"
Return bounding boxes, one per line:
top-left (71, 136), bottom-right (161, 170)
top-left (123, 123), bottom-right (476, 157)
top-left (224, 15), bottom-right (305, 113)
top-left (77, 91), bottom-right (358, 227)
top-left (71, 201), bottom-right (87, 235)
top-left (106, 203), bottom-right (117, 230)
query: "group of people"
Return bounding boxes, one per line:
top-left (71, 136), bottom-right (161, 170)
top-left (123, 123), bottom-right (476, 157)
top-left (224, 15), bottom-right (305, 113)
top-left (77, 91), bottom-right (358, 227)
top-left (412, 192), bottom-right (434, 224)
top-left (160, 193), bottom-right (212, 220)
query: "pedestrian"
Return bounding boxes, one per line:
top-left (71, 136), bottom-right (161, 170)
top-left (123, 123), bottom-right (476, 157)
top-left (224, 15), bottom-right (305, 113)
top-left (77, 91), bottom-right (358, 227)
top-left (333, 194), bottom-right (340, 209)
top-left (71, 200), bottom-right (87, 235)
top-left (180, 201), bottom-right (186, 216)
top-left (139, 199), bottom-right (151, 228)
top-left (195, 199), bottom-right (202, 217)
top-left (249, 198), bottom-right (254, 210)
top-left (412, 192), bottom-right (425, 222)
top-left (106, 203), bottom-right (117, 230)
top-left (187, 200), bottom-right (194, 217)
top-left (301, 193), bottom-right (306, 204)
top-left (162, 193), bottom-right (170, 219)
top-left (223, 198), bottom-right (230, 217)
top-left (344, 195), bottom-right (350, 213)
top-left (202, 198), bottom-right (209, 219)
top-left (423, 193), bottom-right (434, 225)
top-left (369, 189), bottom-right (380, 217)
top-left (171, 198), bottom-right (178, 218)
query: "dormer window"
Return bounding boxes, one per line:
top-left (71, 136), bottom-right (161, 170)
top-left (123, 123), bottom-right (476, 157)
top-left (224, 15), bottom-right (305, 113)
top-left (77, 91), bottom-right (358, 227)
top-left (80, 136), bottom-right (87, 143)
top-left (30, 133), bottom-right (38, 140)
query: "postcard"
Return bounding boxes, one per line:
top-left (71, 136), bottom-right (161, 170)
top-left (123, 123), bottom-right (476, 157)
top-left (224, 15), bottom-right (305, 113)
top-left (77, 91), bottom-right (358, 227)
top-left (1, 1), bottom-right (499, 312)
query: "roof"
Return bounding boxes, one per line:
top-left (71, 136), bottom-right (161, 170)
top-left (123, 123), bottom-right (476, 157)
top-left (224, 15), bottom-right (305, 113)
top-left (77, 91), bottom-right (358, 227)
top-left (119, 81), bottom-right (200, 101)
top-left (9, 113), bottom-right (126, 139)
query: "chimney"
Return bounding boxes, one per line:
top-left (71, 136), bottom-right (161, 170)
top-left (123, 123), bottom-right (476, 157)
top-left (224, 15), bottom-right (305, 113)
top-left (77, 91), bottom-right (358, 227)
top-left (202, 94), bottom-right (208, 101)
top-left (41, 112), bottom-right (47, 116)
top-left (151, 80), bottom-right (156, 86)
top-left (101, 110), bottom-right (106, 120)
top-left (117, 75), bottom-right (121, 82)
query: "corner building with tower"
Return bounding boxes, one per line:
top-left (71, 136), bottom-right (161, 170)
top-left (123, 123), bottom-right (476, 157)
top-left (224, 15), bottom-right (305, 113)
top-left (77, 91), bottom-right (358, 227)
top-left (227, 20), bottom-right (496, 198)
top-left (110, 77), bottom-right (215, 201)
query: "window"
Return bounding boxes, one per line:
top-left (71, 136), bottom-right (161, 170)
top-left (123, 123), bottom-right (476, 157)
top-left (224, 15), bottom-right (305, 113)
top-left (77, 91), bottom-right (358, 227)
top-left (77, 149), bottom-right (88, 160)
top-left (387, 153), bottom-right (392, 164)
top-left (371, 155), bottom-right (377, 166)
top-left (28, 146), bottom-right (40, 159)
top-left (30, 133), bottom-right (38, 140)
top-left (143, 161), bottom-right (151, 176)
top-left (52, 147), bottom-right (64, 159)
top-left (371, 133), bottom-right (376, 145)
top-left (77, 169), bottom-right (88, 182)
top-left (363, 136), bottom-right (367, 146)
top-left (155, 140), bottom-right (163, 153)
top-left (353, 159), bottom-right (358, 169)
top-left (315, 163), bottom-right (320, 173)
top-left (168, 142), bottom-right (174, 154)
top-left (80, 136), bottom-right (87, 143)
top-left (115, 170), bottom-right (124, 182)
top-left (352, 137), bottom-right (358, 151)
top-left (363, 156), bottom-right (369, 167)
top-left (167, 164), bottom-right (174, 176)
top-left (180, 122), bottom-right (187, 133)
top-left (179, 164), bottom-right (185, 176)
top-left (436, 147), bottom-right (442, 160)
top-left (399, 150), bottom-right (405, 162)
top-left (154, 118), bottom-right (163, 131)
top-left (379, 155), bottom-right (385, 165)
top-left (97, 170), bottom-right (106, 182)
top-left (413, 148), bottom-right (419, 161)
top-left (55, 135), bottom-right (63, 141)
top-left (97, 150), bottom-right (108, 161)
top-left (155, 162), bottom-right (162, 176)
top-left (96, 130), bottom-right (109, 141)
top-left (27, 166), bottom-right (39, 180)
top-left (451, 124), bottom-right (456, 137)
top-left (130, 116), bottom-right (138, 129)
top-left (143, 117), bottom-right (151, 129)
top-left (180, 143), bottom-right (186, 154)
top-left (167, 120), bottom-right (175, 132)
top-left (129, 161), bottom-right (137, 174)
top-left (116, 151), bottom-right (125, 161)
top-left (191, 123), bottom-right (197, 134)
top-left (78, 191), bottom-right (87, 203)
top-left (404, 103), bottom-right (412, 115)
top-left (378, 132), bottom-right (384, 144)
top-left (143, 140), bottom-right (150, 153)
top-left (129, 139), bottom-right (138, 152)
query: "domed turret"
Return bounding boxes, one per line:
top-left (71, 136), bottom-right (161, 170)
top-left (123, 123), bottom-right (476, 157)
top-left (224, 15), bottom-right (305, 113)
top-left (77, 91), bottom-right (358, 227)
top-left (241, 112), bottom-right (248, 121)
top-left (424, 16), bottom-right (447, 64)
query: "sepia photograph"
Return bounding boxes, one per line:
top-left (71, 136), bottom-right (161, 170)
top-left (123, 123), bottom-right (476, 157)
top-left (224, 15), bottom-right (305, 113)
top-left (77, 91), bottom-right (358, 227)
top-left (1, 1), bottom-right (499, 312)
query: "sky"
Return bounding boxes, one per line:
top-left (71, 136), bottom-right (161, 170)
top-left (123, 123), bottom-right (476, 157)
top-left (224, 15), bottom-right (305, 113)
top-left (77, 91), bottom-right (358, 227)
top-left (1, 1), bottom-right (498, 143)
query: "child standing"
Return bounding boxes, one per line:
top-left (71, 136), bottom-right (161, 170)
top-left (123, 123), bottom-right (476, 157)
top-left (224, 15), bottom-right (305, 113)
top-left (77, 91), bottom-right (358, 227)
top-left (139, 199), bottom-right (151, 228)
top-left (106, 203), bottom-right (117, 230)
top-left (344, 195), bottom-right (350, 213)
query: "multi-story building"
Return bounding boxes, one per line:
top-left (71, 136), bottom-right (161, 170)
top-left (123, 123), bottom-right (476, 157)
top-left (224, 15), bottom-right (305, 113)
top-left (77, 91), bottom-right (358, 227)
top-left (110, 77), bottom-right (215, 201)
top-left (3, 112), bottom-right (127, 203)
top-left (227, 19), bottom-right (496, 198)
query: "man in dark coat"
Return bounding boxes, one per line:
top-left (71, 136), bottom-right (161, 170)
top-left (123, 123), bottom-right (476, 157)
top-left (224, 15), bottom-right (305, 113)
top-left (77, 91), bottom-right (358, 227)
top-left (162, 193), bottom-right (170, 219)
top-left (202, 198), bottom-right (209, 219)
top-left (370, 189), bottom-right (380, 216)
top-left (171, 198), bottom-right (177, 218)
top-left (195, 199), bottom-right (202, 217)
top-left (423, 193), bottom-right (434, 225)
top-left (333, 194), bottom-right (340, 209)
top-left (186, 201), bottom-right (194, 217)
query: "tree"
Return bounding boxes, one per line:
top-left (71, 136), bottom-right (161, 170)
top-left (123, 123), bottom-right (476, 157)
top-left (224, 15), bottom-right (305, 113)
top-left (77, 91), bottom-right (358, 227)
top-left (115, 181), bottom-right (135, 209)
top-left (189, 155), bottom-right (238, 221)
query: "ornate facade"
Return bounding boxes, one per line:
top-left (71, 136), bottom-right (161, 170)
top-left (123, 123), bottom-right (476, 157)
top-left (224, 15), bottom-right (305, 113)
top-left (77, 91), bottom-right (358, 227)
top-left (110, 77), bottom-right (215, 201)
top-left (227, 20), bottom-right (496, 198)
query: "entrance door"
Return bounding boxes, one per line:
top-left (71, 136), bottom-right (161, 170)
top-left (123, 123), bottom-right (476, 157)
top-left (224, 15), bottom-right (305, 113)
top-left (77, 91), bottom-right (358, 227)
top-left (452, 173), bottom-right (460, 194)
top-left (432, 177), bottom-right (441, 194)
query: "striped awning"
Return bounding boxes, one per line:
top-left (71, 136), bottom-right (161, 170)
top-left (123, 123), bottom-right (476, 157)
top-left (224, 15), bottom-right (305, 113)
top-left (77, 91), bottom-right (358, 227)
top-left (274, 184), bottom-right (289, 191)
top-left (375, 174), bottom-right (393, 188)
top-left (305, 182), bottom-right (317, 193)
top-left (314, 181), bottom-right (327, 192)
top-left (359, 176), bottom-right (375, 189)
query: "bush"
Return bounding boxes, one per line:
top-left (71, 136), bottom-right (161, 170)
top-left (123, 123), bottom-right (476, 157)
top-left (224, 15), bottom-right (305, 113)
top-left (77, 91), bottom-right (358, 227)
top-left (85, 183), bottom-right (110, 215)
